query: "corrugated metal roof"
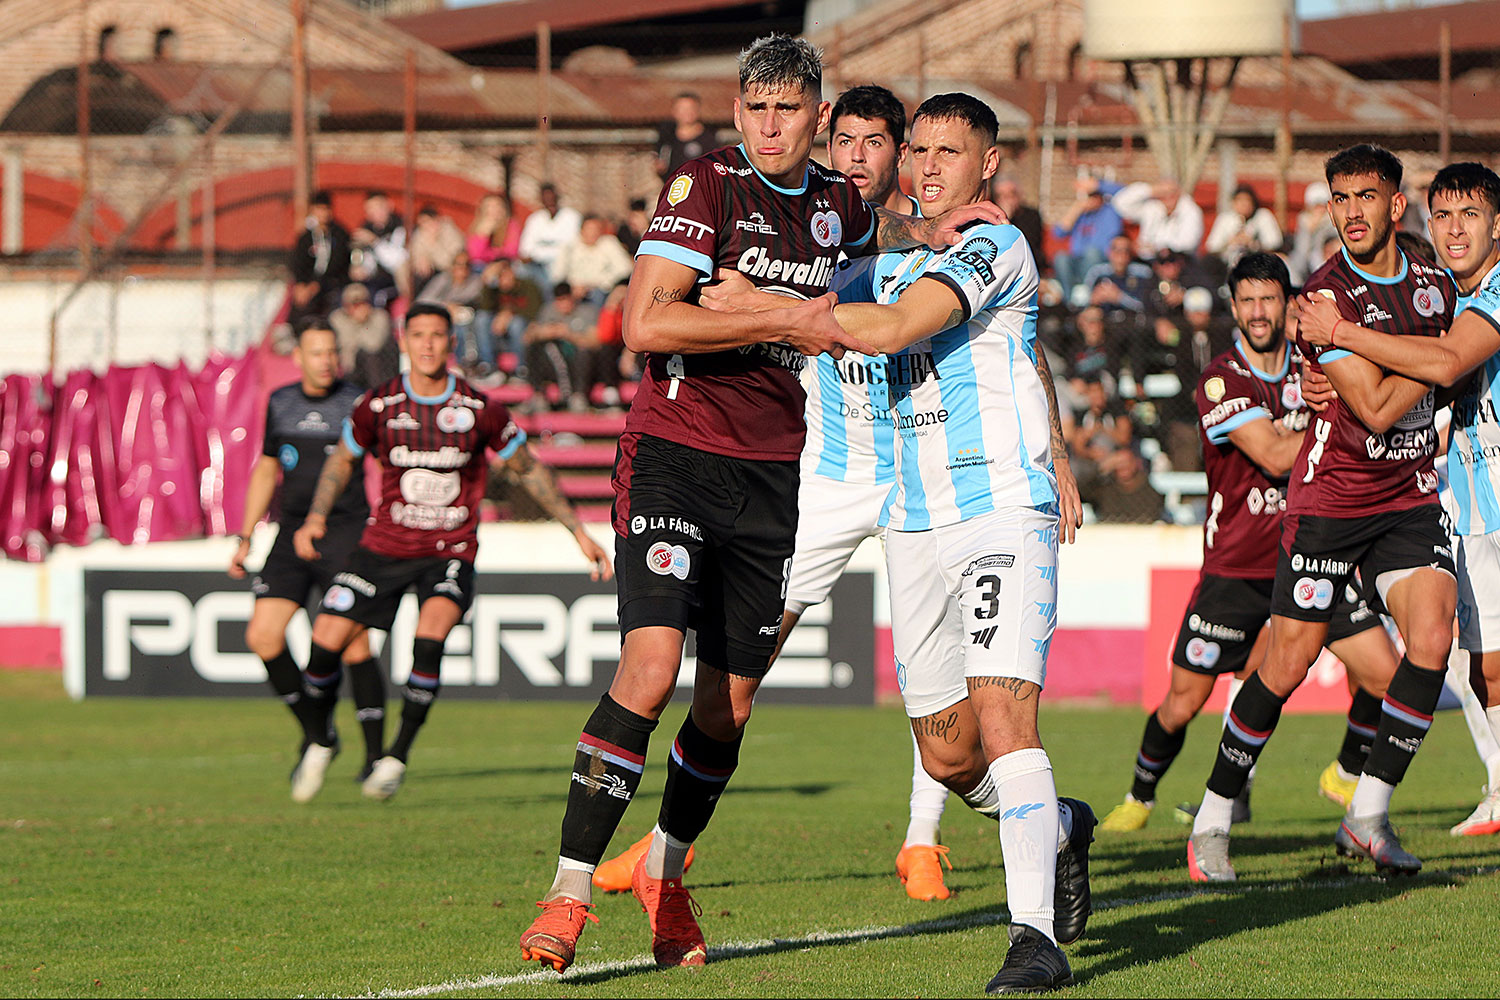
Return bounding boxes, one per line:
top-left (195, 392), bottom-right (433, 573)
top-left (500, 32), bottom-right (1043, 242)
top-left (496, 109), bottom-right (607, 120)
top-left (389, 0), bottom-right (755, 53)
top-left (1300, 1), bottom-right (1500, 66)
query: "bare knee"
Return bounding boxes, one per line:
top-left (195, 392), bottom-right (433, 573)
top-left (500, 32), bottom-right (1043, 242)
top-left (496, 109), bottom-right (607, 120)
top-left (1403, 624), bottom-right (1455, 668)
top-left (693, 697), bottom-right (753, 741)
top-left (244, 620), bottom-right (286, 661)
top-left (921, 752), bottom-right (988, 793)
top-left (1156, 694), bottom-right (1199, 733)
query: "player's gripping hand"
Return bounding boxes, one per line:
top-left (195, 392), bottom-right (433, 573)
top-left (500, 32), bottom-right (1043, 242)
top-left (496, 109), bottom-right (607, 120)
top-left (701, 268), bottom-right (781, 313)
top-left (1054, 456), bottom-right (1083, 545)
top-left (1301, 360), bottom-right (1337, 412)
top-left (924, 201), bottom-right (1008, 249)
top-left (227, 535), bottom-right (252, 579)
top-left (293, 516), bottom-right (326, 561)
top-left (783, 293), bottom-right (879, 360)
top-left (574, 527), bottom-right (614, 582)
top-left (1298, 292), bottom-right (1343, 347)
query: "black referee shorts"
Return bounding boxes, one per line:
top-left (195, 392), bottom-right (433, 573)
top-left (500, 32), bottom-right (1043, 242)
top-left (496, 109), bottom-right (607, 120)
top-left (251, 517), bottom-right (365, 606)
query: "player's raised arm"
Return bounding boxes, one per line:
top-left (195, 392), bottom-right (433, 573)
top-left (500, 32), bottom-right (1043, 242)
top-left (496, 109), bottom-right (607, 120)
top-left (622, 254), bottom-right (875, 359)
top-left (292, 439), bottom-right (359, 560)
top-left (1302, 292), bottom-right (1500, 387)
top-left (229, 455), bottom-right (281, 578)
top-left (1318, 351), bottom-right (1433, 435)
top-left (871, 201), bottom-right (1007, 253)
top-left (496, 444), bottom-right (612, 581)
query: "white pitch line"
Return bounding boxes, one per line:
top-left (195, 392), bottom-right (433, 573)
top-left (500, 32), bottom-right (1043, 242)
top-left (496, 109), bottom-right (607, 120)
top-left (348, 865), bottom-right (1498, 999)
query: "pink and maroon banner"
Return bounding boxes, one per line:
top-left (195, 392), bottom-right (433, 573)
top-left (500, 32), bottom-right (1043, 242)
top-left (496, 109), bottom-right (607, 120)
top-left (0, 351), bottom-right (264, 561)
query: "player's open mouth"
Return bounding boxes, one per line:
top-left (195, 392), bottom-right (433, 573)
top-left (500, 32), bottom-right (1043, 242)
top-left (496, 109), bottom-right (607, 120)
top-left (1447, 241), bottom-right (1470, 259)
top-left (1344, 223), bottom-right (1368, 239)
top-left (921, 184), bottom-right (943, 201)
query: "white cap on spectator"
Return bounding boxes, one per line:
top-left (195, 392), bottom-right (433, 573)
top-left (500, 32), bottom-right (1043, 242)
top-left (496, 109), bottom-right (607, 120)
top-left (1184, 286), bottom-right (1215, 314)
top-left (1304, 182), bottom-right (1331, 208)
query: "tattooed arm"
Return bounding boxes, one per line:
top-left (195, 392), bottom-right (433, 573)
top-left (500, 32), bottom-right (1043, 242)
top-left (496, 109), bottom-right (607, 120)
top-left (870, 201), bottom-right (1007, 253)
top-left (292, 441), bottom-right (358, 560)
top-left (1033, 347), bottom-right (1083, 544)
top-left (499, 445), bottom-right (613, 581)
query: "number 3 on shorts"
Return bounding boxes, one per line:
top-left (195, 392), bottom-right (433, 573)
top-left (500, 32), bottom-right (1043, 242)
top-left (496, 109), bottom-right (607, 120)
top-left (972, 573), bottom-right (1001, 620)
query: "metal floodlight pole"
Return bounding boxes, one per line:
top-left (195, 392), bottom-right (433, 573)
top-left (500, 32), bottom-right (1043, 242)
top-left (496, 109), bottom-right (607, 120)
top-left (537, 21), bottom-right (551, 179)
top-left (291, 0), bottom-right (310, 224)
top-left (404, 48), bottom-right (417, 229)
top-left (1440, 20), bottom-right (1452, 163)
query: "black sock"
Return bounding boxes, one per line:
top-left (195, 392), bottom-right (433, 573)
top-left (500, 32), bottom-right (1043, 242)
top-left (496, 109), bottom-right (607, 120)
top-left (387, 638), bottom-right (443, 764)
top-left (1130, 711), bottom-right (1187, 804)
top-left (346, 657), bottom-right (387, 764)
top-left (658, 712), bottom-right (742, 844)
top-left (301, 643), bottom-right (343, 747)
top-left (559, 694), bottom-right (656, 867)
top-left (1207, 673), bottom-right (1286, 799)
top-left (265, 647), bottom-right (319, 737)
top-left (1363, 657), bottom-right (1445, 785)
top-left (1337, 687), bottom-right (1382, 775)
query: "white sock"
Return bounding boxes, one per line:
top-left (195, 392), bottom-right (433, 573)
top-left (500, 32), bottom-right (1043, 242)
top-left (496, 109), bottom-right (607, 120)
top-left (1486, 707), bottom-right (1500, 790)
top-left (961, 771), bottom-right (1002, 818)
top-left (545, 858), bottom-right (594, 904)
top-left (1348, 774), bottom-right (1396, 821)
top-left (989, 748), bottom-right (1058, 944)
top-left (906, 731), bottom-right (948, 846)
top-left (644, 824), bottom-right (692, 880)
top-left (1191, 791), bottom-right (1236, 837)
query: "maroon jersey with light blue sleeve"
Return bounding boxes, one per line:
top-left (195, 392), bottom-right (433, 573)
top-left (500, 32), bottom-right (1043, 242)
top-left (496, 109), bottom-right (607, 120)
top-left (1291, 249), bottom-right (1454, 517)
top-left (1197, 343), bottom-right (1308, 578)
top-left (343, 373), bottom-right (524, 560)
top-left (628, 144), bottom-right (878, 461)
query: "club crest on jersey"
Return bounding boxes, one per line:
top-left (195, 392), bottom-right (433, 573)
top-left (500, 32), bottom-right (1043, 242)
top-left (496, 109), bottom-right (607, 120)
top-left (436, 405), bottom-right (475, 433)
top-left (811, 210), bottom-right (842, 248)
top-left (1412, 285), bottom-right (1444, 317)
top-left (1204, 376), bottom-right (1226, 402)
top-left (1282, 380), bottom-right (1303, 409)
top-left (646, 541), bottom-right (690, 580)
top-left (667, 175), bottom-right (693, 207)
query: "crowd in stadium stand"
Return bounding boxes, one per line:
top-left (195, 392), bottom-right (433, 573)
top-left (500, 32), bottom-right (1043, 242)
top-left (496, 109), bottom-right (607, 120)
top-left (283, 112), bottom-right (1441, 527)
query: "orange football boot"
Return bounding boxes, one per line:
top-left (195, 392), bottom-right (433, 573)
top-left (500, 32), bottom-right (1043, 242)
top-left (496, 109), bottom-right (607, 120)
top-left (630, 853), bottom-right (707, 967)
top-left (895, 843), bottom-right (953, 901)
top-left (518, 896), bottom-right (599, 972)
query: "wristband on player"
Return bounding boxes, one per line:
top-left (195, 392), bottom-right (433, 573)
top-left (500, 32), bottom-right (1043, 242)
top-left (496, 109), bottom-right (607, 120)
top-left (1330, 319), bottom-right (1343, 348)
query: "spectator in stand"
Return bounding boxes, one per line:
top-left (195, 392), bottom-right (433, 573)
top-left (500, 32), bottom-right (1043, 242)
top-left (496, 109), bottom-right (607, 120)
top-left (1113, 178), bottom-right (1204, 258)
top-left (655, 92), bottom-right (710, 179)
top-left (1085, 234), bottom-right (1154, 321)
top-left (990, 175), bottom-right (1045, 270)
top-left (416, 249), bottom-right (484, 373)
top-left (468, 193), bottom-right (523, 268)
top-left (1152, 285), bottom-right (1236, 471)
top-left (1144, 249), bottom-right (1214, 331)
top-left (554, 213), bottom-right (634, 306)
top-left (589, 280), bottom-right (630, 410)
top-left (329, 283), bottom-right (398, 389)
top-left (350, 191), bottom-right (408, 309)
top-left (289, 190), bottom-right (351, 324)
top-left (1070, 376), bottom-right (1165, 524)
top-left (1287, 181), bottom-right (1335, 284)
top-left (1052, 175), bottom-right (1123, 300)
top-left (1205, 184), bottom-right (1283, 268)
top-left (518, 183), bottom-right (582, 287)
top-left (408, 204), bottom-right (466, 292)
top-left (473, 257), bottom-right (544, 380)
top-left (522, 282), bottom-right (601, 414)
top-left (617, 198), bottom-right (650, 255)
top-left (1065, 305), bottom-right (1120, 402)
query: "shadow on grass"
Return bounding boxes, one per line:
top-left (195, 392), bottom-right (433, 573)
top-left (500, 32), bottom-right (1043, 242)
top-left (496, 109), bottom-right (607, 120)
top-left (558, 857), bottom-right (1488, 989)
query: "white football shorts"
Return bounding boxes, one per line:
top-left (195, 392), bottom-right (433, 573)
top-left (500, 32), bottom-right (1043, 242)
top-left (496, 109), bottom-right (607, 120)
top-left (785, 471), bottom-right (892, 610)
top-left (1457, 531), bottom-right (1500, 654)
top-left (887, 505), bottom-right (1060, 718)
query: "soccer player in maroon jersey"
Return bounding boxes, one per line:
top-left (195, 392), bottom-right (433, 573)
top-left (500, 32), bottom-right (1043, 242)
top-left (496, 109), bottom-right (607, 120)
top-left (518, 35), bottom-right (1001, 974)
top-left (1187, 145), bottom-right (1459, 880)
top-left (287, 302), bottom-right (611, 804)
top-left (1097, 253), bottom-right (1398, 833)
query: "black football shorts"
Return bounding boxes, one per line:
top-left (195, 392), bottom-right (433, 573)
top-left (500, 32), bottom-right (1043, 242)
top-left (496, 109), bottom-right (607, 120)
top-left (611, 433), bottom-right (798, 677)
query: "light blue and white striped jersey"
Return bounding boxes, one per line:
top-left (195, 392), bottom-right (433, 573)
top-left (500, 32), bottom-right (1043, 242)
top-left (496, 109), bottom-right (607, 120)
top-left (1446, 259), bottom-right (1500, 535)
top-left (831, 222), bottom-right (1057, 531)
top-left (799, 195), bottom-right (916, 487)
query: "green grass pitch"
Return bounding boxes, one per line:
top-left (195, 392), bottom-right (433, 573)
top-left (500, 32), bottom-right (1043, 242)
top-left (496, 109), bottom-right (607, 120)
top-left (3, 668), bottom-right (1498, 998)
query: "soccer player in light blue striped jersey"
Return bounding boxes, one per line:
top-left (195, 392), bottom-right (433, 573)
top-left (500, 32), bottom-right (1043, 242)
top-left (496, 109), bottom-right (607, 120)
top-left (709, 92), bottom-right (1088, 995)
top-left (1299, 161), bottom-right (1500, 835)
